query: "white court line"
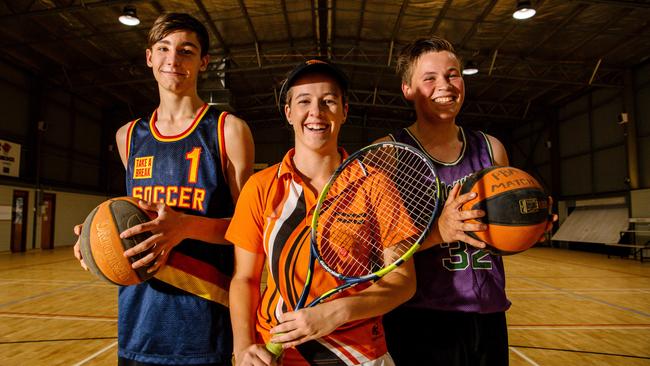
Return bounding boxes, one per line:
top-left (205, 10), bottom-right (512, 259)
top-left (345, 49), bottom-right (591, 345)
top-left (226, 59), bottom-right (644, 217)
top-left (510, 325), bottom-right (650, 330)
top-left (519, 277), bottom-right (650, 318)
top-left (0, 313), bottom-right (116, 322)
top-left (72, 341), bottom-right (117, 366)
top-left (509, 347), bottom-right (541, 366)
top-left (509, 288), bottom-right (650, 293)
top-left (0, 278), bottom-right (108, 286)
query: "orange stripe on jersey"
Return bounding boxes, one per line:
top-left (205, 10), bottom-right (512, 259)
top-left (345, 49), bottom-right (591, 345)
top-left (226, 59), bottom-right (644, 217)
top-left (150, 103), bottom-right (209, 142)
top-left (155, 250), bottom-right (231, 306)
top-left (216, 111), bottom-right (229, 181)
top-left (125, 119), bottom-right (140, 159)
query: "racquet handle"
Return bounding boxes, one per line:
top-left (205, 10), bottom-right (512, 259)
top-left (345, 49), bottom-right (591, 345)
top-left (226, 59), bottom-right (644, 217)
top-left (265, 338), bottom-right (284, 359)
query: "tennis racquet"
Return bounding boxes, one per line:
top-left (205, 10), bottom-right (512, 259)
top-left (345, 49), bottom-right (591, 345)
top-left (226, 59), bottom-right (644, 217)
top-left (265, 141), bottom-right (441, 357)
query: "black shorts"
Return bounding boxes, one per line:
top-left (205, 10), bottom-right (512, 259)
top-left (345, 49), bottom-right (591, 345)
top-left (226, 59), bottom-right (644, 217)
top-left (118, 357), bottom-right (230, 366)
top-left (383, 307), bottom-right (509, 366)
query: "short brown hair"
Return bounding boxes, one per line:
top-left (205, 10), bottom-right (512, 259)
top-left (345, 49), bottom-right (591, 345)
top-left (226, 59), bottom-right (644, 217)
top-left (148, 13), bottom-right (210, 57)
top-left (396, 37), bottom-right (460, 85)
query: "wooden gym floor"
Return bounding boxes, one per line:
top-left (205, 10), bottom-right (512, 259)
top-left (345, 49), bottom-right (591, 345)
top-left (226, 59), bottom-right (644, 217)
top-left (1, 246), bottom-right (649, 365)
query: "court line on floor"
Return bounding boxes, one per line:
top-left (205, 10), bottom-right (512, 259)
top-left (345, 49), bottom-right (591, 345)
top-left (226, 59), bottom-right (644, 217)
top-left (515, 252), bottom-right (650, 278)
top-left (72, 340), bottom-right (117, 366)
top-left (0, 281), bottom-right (104, 309)
top-left (509, 347), bottom-right (540, 366)
top-left (0, 258), bottom-right (76, 272)
top-left (510, 345), bottom-right (650, 360)
top-left (0, 278), bottom-right (108, 286)
top-left (0, 336), bottom-right (116, 345)
top-left (0, 311), bottom-right (116, 322)
top-left (509, 324), bottom-right (650, 330)
top-left (519, 277), bottom-right (650, 318)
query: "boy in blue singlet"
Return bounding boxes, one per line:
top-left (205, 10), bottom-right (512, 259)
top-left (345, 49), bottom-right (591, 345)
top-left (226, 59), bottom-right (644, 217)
top-left (73, 13), bottom-right (254, 366)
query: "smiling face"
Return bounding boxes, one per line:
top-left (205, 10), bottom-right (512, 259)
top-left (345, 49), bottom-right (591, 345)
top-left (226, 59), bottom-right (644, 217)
top-left (284, 73), bottom-right (348, 153)
top-left (402, 50), bottom-right (465, 122)
top-left (146, 30), bottom-right (209, 95)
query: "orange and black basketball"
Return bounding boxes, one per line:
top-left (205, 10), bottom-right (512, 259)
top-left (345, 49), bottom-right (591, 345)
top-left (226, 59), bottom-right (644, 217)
top-left (460, 166), bottom-right (550, 255)
top-left (79, 196), bottom-right (156, 285)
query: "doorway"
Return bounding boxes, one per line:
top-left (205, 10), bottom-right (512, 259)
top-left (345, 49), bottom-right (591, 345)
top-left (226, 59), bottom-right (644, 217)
top-left (11, 190), bottom-right (28, 252)
top-left (40, 193), bottom-right (56, 250)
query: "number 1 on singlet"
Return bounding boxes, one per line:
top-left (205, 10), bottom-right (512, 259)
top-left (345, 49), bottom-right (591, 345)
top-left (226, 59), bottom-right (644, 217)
top-left (185, 147), bottom-right (202, 184)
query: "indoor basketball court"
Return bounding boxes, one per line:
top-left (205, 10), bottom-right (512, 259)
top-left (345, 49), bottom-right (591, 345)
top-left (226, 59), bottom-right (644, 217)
top-left (1, 246), bottom-right (648, 365)
top-left (0, 1), bottom-right (649, 365)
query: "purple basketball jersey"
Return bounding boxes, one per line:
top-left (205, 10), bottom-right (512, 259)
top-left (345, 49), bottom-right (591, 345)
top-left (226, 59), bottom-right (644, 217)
top-left (389, 127), bottom-right (511, 313)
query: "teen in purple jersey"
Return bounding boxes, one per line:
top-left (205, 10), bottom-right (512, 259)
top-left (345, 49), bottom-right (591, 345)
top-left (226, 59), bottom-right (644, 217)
top-left (73, 13), bottom-right (254, 366)
top-left (375, 37), bottom-right (516, 366)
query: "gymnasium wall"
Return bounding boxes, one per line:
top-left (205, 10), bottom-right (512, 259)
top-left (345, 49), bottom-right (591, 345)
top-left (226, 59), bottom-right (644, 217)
top-left (0, 60), bottom-right (125, 196)
top-left (0, 184), bottom-right (107, 252)
top-left (510, 61), bottom-right (650, 199)
top-left (636, 63), bottom-right (650, 188)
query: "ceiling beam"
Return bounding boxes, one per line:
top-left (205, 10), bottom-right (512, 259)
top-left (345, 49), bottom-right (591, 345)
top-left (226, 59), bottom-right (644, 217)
top-left (429, 0), bottom-right (453, 35)
top-left (193, 0), bottom-right (228, 54)
top-left (459, 0), bottom-right (498, 49)
top-left (280, 0), bottom-right (294, 47)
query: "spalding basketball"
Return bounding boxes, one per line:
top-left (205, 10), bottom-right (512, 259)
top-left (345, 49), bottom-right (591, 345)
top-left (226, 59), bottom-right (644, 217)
top-left (460, 166), bottom-right (549, 255)
top-left (79, 196), bottom-right (156, 285)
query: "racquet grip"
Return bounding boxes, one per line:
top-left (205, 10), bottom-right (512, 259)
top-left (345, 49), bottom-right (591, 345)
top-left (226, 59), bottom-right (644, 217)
top-left (265, 339), bottom-right (283, 358)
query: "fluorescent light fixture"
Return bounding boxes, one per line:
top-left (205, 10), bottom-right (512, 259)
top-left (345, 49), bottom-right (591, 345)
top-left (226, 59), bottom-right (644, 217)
top-left (119, 6), bottom-right (140, 26)
top-left (462, 60), bottom-right (479, 75)
top-left (513, 0), bottom-right (536, 20)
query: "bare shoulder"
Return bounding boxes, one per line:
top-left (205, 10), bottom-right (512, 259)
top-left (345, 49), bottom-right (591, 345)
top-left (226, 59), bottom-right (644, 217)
top-left (372, 135), bottom-right (393, 144)
top-left (224, 113), bottom-right (252, 137)
top-left (485, 133), bottom-right (509, 166)
top-left (115, 121), bottom-right (131, 142)
top-left (115, 121), bottom-right (135, 168)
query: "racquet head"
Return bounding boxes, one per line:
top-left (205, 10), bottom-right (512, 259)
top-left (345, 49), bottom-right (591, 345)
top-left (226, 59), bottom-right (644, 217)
top-left (312, 142), bottom-right (440, 282)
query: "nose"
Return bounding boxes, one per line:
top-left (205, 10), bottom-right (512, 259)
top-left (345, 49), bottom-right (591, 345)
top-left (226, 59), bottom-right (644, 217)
top-left (166, 50), bottom-right (181, 66)
top-left (436, 78), bottom-right (452, 91)
top-left (309, 101), bottom-right (324, 116)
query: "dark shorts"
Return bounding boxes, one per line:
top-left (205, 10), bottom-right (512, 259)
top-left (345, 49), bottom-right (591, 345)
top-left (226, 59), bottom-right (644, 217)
top-left (118, 357), bottom-right (230, 366)
top-left (383, 307), bottom-right (509, 366)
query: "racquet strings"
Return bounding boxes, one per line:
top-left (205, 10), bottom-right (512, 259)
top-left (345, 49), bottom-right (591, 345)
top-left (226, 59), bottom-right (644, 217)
top-left (314, 144), bottom-right (438, 279)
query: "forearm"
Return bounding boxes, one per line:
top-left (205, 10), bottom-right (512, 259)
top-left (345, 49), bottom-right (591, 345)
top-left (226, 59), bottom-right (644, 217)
top-left (230, 276), bottom-right (262, 355)
top-left (420, 221), bottom-right (444, 250)
top-left (325, 264), bottom-right (416, 326)
top-left (180, 214), bottom-right (231, 244)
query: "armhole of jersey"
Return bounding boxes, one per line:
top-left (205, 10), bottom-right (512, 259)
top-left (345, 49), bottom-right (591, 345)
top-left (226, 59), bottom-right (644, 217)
top-left (125, 119), bottom-right (139, 160)
top-left (217, 111), bottom-right (229, 183)
top-left (387, 133), bottom-right (396, 142)
top-left (479, 131), bottom-right (495, 165)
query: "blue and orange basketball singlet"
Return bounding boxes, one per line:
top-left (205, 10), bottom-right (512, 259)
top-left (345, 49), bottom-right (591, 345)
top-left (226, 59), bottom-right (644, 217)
top-left (119, 104), bottom-right (234, 364)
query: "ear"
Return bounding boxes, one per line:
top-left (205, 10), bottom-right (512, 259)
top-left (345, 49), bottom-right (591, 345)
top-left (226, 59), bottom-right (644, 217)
top-left (199, 54), bottom-right (210, 72)
top-left (402, 82), bottom-right (414, 101)
top-left (342, 103), bottom-right (349, 124)
top-left (146, 48), bottom-right (153, 67)
top-left (284, 104), bottom-right (292, 125)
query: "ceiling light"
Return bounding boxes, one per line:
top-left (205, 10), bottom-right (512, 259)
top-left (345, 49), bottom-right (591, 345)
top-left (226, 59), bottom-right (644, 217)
top-left (462, 61), bottom-right (479, 76)
top-left (513, 0), bottom-right (536, 20)
top-left (119, 5), bottom-right (140, 26)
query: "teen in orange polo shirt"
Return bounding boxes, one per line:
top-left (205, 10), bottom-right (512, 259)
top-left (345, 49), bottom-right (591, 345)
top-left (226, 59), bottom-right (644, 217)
top-left (226, 60), bottom-right (416, 366)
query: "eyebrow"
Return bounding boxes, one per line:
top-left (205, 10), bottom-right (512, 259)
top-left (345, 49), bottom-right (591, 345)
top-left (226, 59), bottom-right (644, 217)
top-left (422, 67), bottom-right (460, 76)
top-left (294, 91), bottom-right (339, 99)
top-left (157, 39), bottom-right (200, 49)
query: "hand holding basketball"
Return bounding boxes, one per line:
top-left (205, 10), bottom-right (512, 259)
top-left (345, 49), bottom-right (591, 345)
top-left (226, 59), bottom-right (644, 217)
top-left (72, 224), bottom-right (87, 270)
top-left (79, 197), bottom-right (158, 285)
top-left (436, 183), bottom-right (488, 249)
top-left (460, 166), bottom-right (551, 255)
top-left (120, 200), bottom-right (185, 272)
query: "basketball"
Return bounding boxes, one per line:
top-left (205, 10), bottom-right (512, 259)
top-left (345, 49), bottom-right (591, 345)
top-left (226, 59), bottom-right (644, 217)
top-left (460, 166), bottom-right (550, 255)
top-left (79, 196), bottom-right (156, 285)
